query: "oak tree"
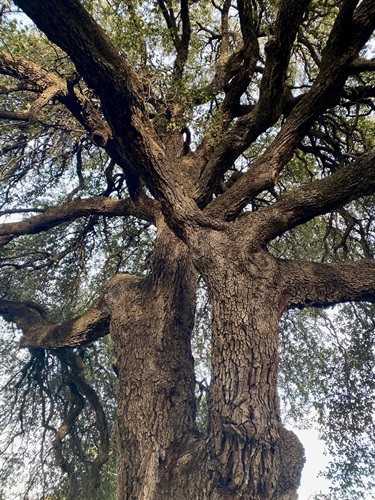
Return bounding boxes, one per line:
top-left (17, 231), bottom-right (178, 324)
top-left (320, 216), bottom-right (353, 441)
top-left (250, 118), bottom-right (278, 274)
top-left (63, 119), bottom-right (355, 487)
top-left (0, 0), bottom-right (374, 498)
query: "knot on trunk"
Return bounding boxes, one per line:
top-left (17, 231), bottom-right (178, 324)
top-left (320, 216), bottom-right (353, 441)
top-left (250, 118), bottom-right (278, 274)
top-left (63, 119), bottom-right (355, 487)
top-left (274, 427), bottom-right (305, 500)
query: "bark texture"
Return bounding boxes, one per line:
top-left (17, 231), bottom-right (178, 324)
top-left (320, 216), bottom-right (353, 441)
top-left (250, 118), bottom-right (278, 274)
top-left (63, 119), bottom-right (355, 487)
top-left (103, 226), bottom-right (307, 499)
top-left (108, 225), bottom-right (198, 499)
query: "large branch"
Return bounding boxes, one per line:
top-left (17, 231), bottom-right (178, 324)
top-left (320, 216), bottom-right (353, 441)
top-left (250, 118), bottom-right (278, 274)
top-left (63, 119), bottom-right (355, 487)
top-left (349, 57), bottom-right (375, 73)
top-left (278, 258), bottom-right (375, 312)
top-left (0, 196), bottom-right (155, 246)
top-left (173, 0), bottom-right (191, 78)
top-left (14, 0), bottom-right (141, 119)
top-left (14, 0), bottom-right (205, 232)
top-left (216, 0), bottom-right (259, 118)
top-left (243, 150), bottom-right (375, 245)
top-left (202, 0), bottom-right (375, 219)
top-left (0, 298), bottom-right (110, 348)
top-left (0, 50), bottom-right (143, 200)
top-left (195, 0), bottom-right (311, 207)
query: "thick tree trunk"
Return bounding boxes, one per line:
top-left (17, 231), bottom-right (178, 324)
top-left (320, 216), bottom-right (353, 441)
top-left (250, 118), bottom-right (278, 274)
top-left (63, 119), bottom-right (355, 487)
top-left (109, 226), bottom-right (304, 499)
top-left (109, 224), bottom-right (198, 499)
top-left (206, 262), bottom-right (282, 497)
top-left (190, 230), bottom-right (304, 499)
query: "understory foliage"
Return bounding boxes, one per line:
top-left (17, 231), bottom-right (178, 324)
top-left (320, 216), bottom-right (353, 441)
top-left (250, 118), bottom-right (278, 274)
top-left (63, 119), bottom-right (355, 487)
top-left (0, 0), bottom-right (374, 498)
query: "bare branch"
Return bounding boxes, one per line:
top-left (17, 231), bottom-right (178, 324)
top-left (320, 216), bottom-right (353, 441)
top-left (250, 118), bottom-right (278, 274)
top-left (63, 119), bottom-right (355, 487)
top-left (0, 207), bottom-right (45, 215)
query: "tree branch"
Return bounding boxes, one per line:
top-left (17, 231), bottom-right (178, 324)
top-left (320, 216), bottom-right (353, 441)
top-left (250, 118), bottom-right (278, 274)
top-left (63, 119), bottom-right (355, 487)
top-left (244, 150), bottom-right (375, 244)
top-left (0, 297), bottom-right (110, 348)
top-left (157, 0), bottom-right (179, 50)
top-left (173, 0), bottom-right (191, 78)
top-left (0, 196), bottom-right (155, 247)
top-left (196, 0), bottom-right (311, 207)
top-left (14, 0), bottom-right (205, 231)
top-left (203, 0), bottom-right (375, 220)
top-left (278, 258), bottom-right (375, 312)
top-left (258, 0), bottom-right (312, 116)
top-left (54, 349), bottom-right (110, 471)
top-left (219, 0), bottom-right (259, 116)
top-left (349, 57), bottom-right (375, 73)
top-left (0, 51), bottom-right (111, 145)
top-left (341, 85), bottom-right (375, 103)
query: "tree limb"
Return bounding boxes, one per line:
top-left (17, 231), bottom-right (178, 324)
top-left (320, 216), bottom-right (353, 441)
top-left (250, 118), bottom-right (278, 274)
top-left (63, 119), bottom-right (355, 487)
top-left (349, 57), bottom-right (375, 73)
top-left (157, 0), bottom-right (179, 50)
top-left (0, 297), bottom-right (110, 348)
top-left (244, 150), bottom-right (375, 244)
top-left (278, 258), bottom-right (375, 312)
top-left (0, 51), bottom-right (111, 144)
top-left (173, 0), bottom-right (191, 78)
top-left (54, 349), bottom-right (110, 471)
top-left (219, 0), bottom-right (259, 116)
top-left (0, 196), bottom-right (155, 247)
top-left (203, 0), bottom-right (375, 220)
top-left (14, 0), bottom-right (205, 231)
top-left (195, 0), bottom-right (311, 207)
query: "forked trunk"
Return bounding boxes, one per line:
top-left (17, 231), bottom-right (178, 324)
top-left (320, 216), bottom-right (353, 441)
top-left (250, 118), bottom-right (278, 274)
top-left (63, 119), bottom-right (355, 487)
top-left (110, 227), bottom-right (304, 499)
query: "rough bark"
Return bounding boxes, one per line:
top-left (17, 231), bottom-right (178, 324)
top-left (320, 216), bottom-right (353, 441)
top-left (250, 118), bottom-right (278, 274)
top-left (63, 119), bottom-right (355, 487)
top-left (108, 224), bottom-right (198, 499)
top-left (108, 227), bottom-right (306, 500)
top-left (186, 229), bottom-right (305, 499)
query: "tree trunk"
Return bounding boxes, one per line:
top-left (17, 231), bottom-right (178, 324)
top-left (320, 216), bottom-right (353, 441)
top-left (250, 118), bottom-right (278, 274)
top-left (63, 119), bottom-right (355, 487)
top-left (190, 229), bottom-right (305, 499)
top-left (109, 223), bottom-right (198, 499)
top-left (109, 226), bottom-right (304, 499)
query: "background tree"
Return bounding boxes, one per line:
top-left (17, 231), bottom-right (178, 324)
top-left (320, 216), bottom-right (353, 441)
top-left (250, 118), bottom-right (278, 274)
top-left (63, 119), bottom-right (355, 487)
top-left (0, 0), bottom-right (374, 498)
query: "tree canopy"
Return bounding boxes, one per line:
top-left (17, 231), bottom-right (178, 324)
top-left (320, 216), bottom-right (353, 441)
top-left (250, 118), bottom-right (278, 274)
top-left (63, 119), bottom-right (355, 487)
top-left (0, 1), bottom-right (374, 499)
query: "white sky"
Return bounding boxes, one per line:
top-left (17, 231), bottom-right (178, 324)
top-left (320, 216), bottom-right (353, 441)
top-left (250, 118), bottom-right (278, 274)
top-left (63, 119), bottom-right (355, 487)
top-left (294, 427), bottom-right (333, 499)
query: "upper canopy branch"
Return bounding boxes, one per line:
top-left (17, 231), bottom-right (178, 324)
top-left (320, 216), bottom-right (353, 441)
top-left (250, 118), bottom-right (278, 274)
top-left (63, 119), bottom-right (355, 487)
top-left (157, 0), bottom-right (179, 49)
top-left (278, 258), bottom-right (375, 313)
top-left (14, 0), bottom-right (206, 232)
top-left (195, 0), bottom-right (311, 207)
top-left (173, 0), bottom-right (191, 78)
top-left (257, 0), bottom-right (312, 116)
top-left (0, 51), bottom-right (112, 145)
top-left (0, 196), bottom-right (154, 247)
top-left (218, 0), bottom-right (259, 117)
top-left (203, 0), bottom-right (375, 220)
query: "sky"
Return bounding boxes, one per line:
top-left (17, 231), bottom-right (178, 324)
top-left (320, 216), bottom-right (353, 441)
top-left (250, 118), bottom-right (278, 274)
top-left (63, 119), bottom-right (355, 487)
top-left (294, 427), bottom-right (333, 499)
top-left (296, 427), bottom-right (373, 500)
